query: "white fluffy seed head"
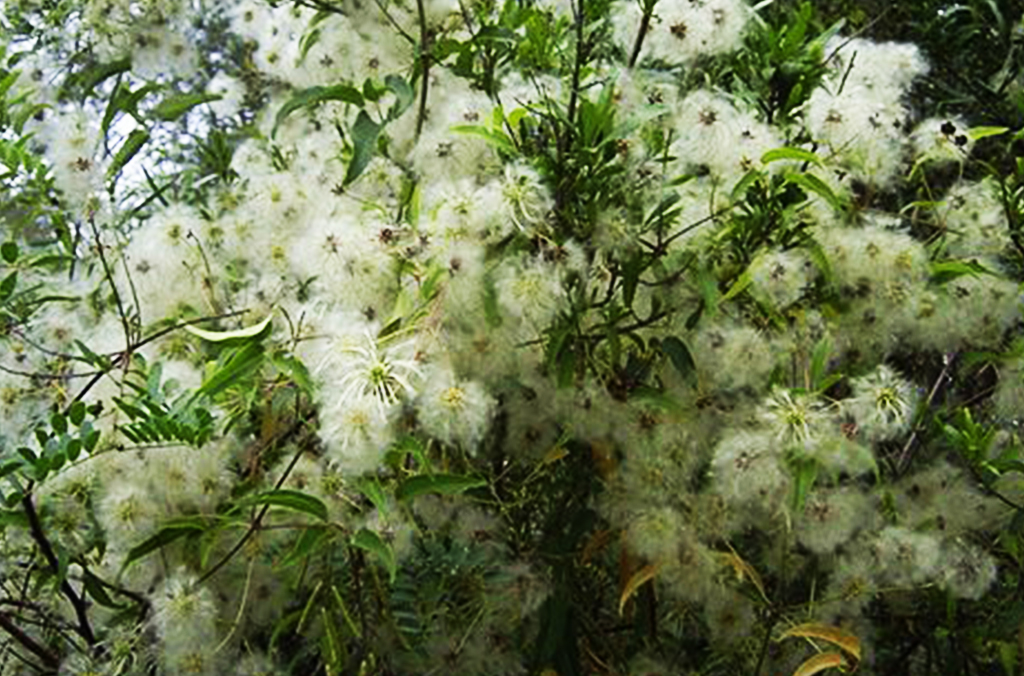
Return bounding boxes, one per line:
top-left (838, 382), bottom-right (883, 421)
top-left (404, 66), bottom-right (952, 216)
top-left (940, 539), bottom-right (998, 600)
top-left (150, 568), bottom-right (218, 645)
top-left (711, 430), bottom-right (790, 520)
top-left (795, 487), bottom-right (873, 555)
top-left (843, 364), bottom-right (918, 443)
top-left (417, 364), bottom-right (497, 453)
top-left (615, 0), bottom-right (751, 66)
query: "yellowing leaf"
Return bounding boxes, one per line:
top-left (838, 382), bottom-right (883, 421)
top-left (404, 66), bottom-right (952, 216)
top-left (581, 529), bottom-right (612, 565)
top-left (781, 623), bottom-right (862, 663)
top-left (719, 546), bottom-right (769, 603)
top-left (185, 313), bottom-right (273, 342)
top-left (542, 444), bottom-right (568, 465)
top-left (618, 563), bottom-right (660, 616)
top-left (792, 651), bottom-right (847, 676)
top-left (590, 439), bottom-right (617, 479)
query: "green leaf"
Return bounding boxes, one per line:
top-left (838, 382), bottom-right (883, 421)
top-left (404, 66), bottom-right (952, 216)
top-left (804, 237), bottom-right (834, 286)
top-left (357, 477), bottom-right (390, 518)
top-left (270, 350), bottom-right (313, 393)
top-left (273, 84), bottom-right (364, 137)
top-left (395, 474), bottom-right (487, 501)
top-left (809, 337), bottom-right (833, 394)
top-left (74, 339), bottom-right (110, 370)
top-left (387, 435), bottom-right (431, 471)
top-left (68, 401), bottom-right (86, 427)
top-left (385, 74), bottom-right (414, 121)
top-left (18, 446), bottom-right (37, 466)
top-left (193, 341), bottom-right (265, 401)
top-left (122, 517), bottom-right (209, 568)
top-left (621, 253), bottom-right (644, 308)
top-left (184, 313), bottom-right (273, 343)
top-left (81, 569), bottom-right (123, 609)
top-left (1, 241), bottom-right (18, 264)
top-left (451, 124), bottom-right (516, 155)
top-left (791, 459), bottom-right (819, 512)
top-left (279, 525), bottom-right (331, 568)
top-left (107, 129), bottom-right (150, 181)
top-left (351, 528), bottom-right (397, 583)
top-left (722, 267), bottom-right (753, 302)
top-left (362, 77), bottom-right (387, 102)
top-left (0, 459), bottom-right (23, 482)
top-left (0, 509), bottom-right (28, 528)
top-left (784, 171), bottom-right (842, 211)
top-left (62, 57), bottom-right (131, 100)
top-left (297, 26), bottom-right (324, 65)
top-left (65, 438), bottom-right (82, 463)
top-left (661, 336), bottom-right (696, 385)
top-left (50, 413), bottom-right (67, 436)
top-left (729, 165), bottom-right (761, 203)
top-left (643, 193), bottom-right (683, 230)
top-left (761, 146), bottom-right (823, 166)
top-left (344, 110), bottom-right (382, 185)
top-left (931, 258), bottom-right (993, 284)
top-left (112, 397), bottom-right (148, 420)
top-left (966, 126), bottom-right (1009, 141)
top-left (83, 428), bottom-right (100, 453)
top-left (0, 271), bottom-right (16, 300)
top-left (150, 91), bottom-right (223, 122)
top-left (239, 489), bottom-right (329, 521)
top-left (0, 70), bottom-right (21, 102)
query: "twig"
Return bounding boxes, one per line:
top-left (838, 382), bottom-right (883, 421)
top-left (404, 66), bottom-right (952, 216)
top-left (89, 216), bottom-right (136, 352)
top-left (372, 0), bottom-right (417, 44)
top-left (0, 611), bottom-right (60, 670)
top-left (195, 415), bottom-right (313, 586)
top-left (0, 362), bottom-right (102, 381)
top-left (20, 490), bottom-right (97, 650)
top-left (752, 612), bottom-right (778, 676)
top-left (628, 0), bottom-right (655, 68)
top-left (415, 0), bottom-right (431, 140)
top-left (896, 351), bottom-right (957, 475)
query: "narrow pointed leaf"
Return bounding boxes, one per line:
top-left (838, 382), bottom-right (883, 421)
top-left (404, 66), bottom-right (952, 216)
top-left (150, 92), bottom-right (223, 121)
top-left (122, 517), bottom-right (209, 568)
top-left (345, 110), bottom-right (382, 185)
top-left (619, 563), bottom-right (660, 616)
top-left (107, 129), bottom-right (149, 181)
top-left (661, 336), bottom-right (696, 385)
top-left (239, 489), bottom-right (329, 521)
top-left (395, 474), bottom-right (486, 501)
top-left (785, 171), bottom-right (842, 211)
top-left (351, 528), bottom-right (397, 582)
top-left (791, 652), bottom-right (847, 676)
top-left (273, 84), bottom-right (364, 137)
top-left (780, 623), bottom-right (862, 662)
top-left (185, 313), bottom-right (273, 342)
top-left (762, 146), bottom-right (823, 166)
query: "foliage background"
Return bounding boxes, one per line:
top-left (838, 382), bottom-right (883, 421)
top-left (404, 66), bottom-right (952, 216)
top-left (1, 0), bottom-right (1024, 675)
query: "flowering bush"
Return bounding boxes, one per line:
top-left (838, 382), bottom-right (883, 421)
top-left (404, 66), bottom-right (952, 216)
top-left (1, 0), bottom-right (1024, 674)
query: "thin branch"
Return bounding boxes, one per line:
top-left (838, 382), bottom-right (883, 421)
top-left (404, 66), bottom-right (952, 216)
top-left (0, 361), bottom-right (102, 381)
top-left (196, 414), bottom-right (313, 587)
top-left (20, 490), bottom-right (97, 650)
top-left (88, 216), bottom-right (135, 352)
top-left (628, 0), bottom-right (655, 68)
top-left (415, 0), bottom-right (431, 140)
top-left (0, 611), bottom-right (59, 670)
top-left (371, 0), bottom-right (417, 44)
top-left (896, 351), bottom-right (957, 475)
